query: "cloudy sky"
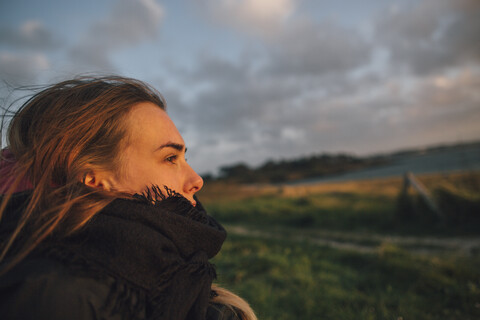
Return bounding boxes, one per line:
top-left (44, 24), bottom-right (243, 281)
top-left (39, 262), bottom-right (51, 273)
top-left (1, 0), bottom-right (479, 174)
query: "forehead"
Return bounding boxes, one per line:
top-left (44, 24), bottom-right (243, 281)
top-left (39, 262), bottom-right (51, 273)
top-left (125, 102), bottom-right (184, 147)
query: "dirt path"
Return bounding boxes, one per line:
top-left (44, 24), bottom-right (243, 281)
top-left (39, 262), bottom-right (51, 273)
top-left (226, 225), bottom-right (480, 256)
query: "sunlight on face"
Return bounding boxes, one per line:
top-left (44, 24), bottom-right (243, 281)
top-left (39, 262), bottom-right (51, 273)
top-left (114, 102), bottom-right (203, 206)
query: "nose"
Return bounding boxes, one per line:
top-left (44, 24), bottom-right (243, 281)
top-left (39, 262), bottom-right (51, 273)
top-left (184, 163), bottom-right (204, 196)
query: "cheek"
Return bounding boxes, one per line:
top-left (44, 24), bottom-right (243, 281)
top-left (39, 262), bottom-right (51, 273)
top-left (149, 170), bottom-right (177, 190)
top-left (121, 159), bottom-right (177, 193)
top-left (124, 166), bottom-right (148, 189)
top-left (115, 150), bottom-right (154, 193)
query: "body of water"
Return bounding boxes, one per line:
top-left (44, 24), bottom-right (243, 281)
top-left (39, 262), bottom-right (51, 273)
top-left (292, 144), bottom-right (480, 185)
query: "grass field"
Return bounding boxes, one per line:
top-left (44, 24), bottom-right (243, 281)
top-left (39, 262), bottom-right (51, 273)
top-left (199, 171), bottom-right (480, 319)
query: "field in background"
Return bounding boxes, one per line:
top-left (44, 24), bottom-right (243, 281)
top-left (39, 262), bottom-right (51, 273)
top-left (199, 171), bottom-right (480, 319)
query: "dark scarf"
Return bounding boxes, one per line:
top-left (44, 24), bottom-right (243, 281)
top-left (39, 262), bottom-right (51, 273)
top-left (1, 187), bottom-right (227, 320)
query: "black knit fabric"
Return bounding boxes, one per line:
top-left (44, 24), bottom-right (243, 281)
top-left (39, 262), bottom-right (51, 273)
top-left (0, 187), bottom-right (227, 320)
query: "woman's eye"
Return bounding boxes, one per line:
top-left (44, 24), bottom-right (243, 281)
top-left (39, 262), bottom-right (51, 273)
top-left (166, 155), bottom-right (178, 163)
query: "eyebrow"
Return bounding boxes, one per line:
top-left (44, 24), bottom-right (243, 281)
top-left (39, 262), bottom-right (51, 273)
top-left (155, 142), bottom-right (186, 152)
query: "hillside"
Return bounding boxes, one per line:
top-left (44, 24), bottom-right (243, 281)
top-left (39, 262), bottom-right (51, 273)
top-left (203, 140), bottom-right (480, 184)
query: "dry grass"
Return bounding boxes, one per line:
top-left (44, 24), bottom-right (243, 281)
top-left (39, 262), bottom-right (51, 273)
top-left (199, 170), bottom-right (480, 205)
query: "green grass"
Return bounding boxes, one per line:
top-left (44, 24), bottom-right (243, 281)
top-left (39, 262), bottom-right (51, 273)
top-left (205, 191), bottom-right (468, 236)
top-left (203, 172), bottom-right (480, 236)
top-left (214, 234), bottom-right (480, 320)
top-left (203, 172), bottom-right (480, 319)
top-left (206, 192), bottom-right (397, 233)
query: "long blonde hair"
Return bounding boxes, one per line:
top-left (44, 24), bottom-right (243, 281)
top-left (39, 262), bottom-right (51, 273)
top-left (211, 285), bottom-right (258, 320)
top-left (0, 76), bottom-right (256, 319)
top-left (1, 76), bottom-right (165, 271)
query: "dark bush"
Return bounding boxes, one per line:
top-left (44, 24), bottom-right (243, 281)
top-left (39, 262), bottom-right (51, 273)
top-left (434, 187), bottom-right (480, 225)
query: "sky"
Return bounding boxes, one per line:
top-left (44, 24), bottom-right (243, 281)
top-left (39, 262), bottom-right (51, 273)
top-left (1, 0), bottom-right (479, 175)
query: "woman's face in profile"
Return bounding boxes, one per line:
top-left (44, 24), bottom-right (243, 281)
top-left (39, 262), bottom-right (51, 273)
top-left (112, 102), bottom-right (203, 205)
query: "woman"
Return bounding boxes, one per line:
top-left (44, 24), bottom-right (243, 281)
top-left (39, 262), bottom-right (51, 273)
top-left (0, 76), bottom-right (256, 320)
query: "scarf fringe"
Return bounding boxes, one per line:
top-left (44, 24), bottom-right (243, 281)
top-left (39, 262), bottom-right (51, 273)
top-left (134, 185), bottom-right (209, 224)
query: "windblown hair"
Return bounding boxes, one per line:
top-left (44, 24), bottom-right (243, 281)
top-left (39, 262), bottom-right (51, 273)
top-left (0, 76), bottom-right (166, 270)
top-left (211, 285), bottom-right (257, 320)
top-left (0, 76), bottom-right (256, 320)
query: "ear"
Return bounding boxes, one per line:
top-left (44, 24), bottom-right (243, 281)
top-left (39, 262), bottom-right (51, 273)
top-left (83, 170), bottom-right (115, 191)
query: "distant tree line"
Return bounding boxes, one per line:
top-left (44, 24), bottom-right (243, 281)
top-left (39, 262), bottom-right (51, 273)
top-left (203, 153), bottom-right (389, 184)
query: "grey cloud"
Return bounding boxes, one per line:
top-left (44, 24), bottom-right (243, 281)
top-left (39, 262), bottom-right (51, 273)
top-left (375, 0), bottom-right (480, 74)
top-left (70, 0), bottom-right (164, 70)
top-left (196, 0), bottom-right (295, 38)
top-left (169, 1), bottom-right (480, 173)
top-left (0, 21), bottom-right (60, 50)
top-left (193, 1), bottom-right (372, 78)
top-left (181, 52), bottom-right (480, 173)
top-left (191, 68), bottom-right (302, 139)
top-left (171, 61), bottom-right (354, 172)
top-left (0, 52), bottom-right (49, 85)
top-left (170, 48), bottom-right (384, 172)
top-left (333, 72), bottom-right (480, 154)
top-left (187, 54), bottom-right (251, 86)
top-left (262, 19), bottom-right (372, 77)
top-left (410, 73), bottom-right (480, 122)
